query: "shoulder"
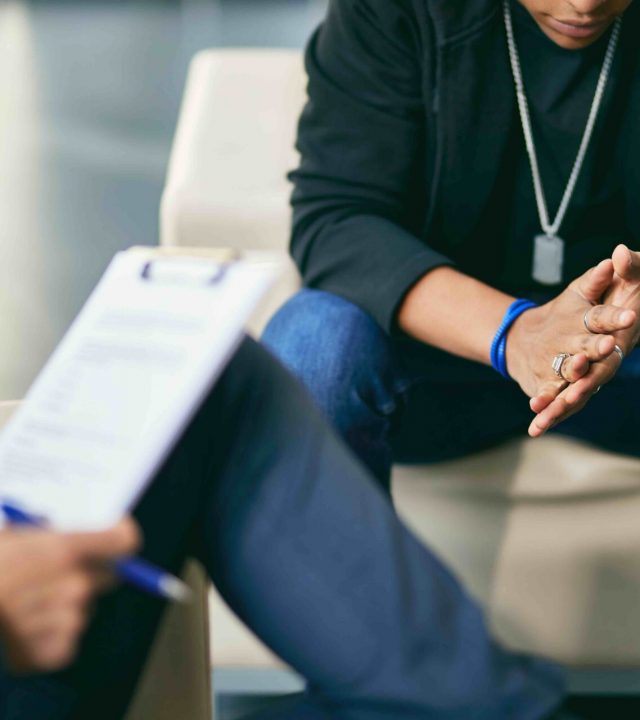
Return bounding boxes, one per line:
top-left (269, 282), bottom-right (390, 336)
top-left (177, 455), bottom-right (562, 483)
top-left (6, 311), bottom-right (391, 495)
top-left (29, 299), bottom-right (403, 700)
top-left (323, 0), bottom-right (429, 62)
top-left (327, 0), bottom-right (498, 44)
top-left (326, 0), bottom-right (423, 33)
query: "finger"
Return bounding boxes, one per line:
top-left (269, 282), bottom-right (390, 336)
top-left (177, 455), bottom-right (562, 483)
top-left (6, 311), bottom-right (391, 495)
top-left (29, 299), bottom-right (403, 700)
top-left (27, 572), bottom-right (96, 610)
top-left (585, 304), bottom-right (636, 334)
top-left (573, 332), bottom-right (616, 362)
top-left (612, 244), bottom-right (640, 282)
top-left (530, 394), bottom-right (554, 414)
top-left (562, 359), bottom-right (620, 406)
top-left (15, 597), bottom-right (89, 639)
top-left (530, 356), bottom-right (618, 436)
top-left (27, 623), bottom-right (83, 672)
top-left (530, 373), bottom-right (602, 436)
top-left (0, 534), bottom-right (75, 589)
top-left (3, 601), bottom-right (88, 674)
top-left (529, 392), bottom-right (572, 437)
top-left (65, 519), bottom-right (141, 563)
top-left (558, 352), bottom-right (589, 383)
top-left (529, 387), bottom-right (590, 437)
top-left (529, 377), bottom-right (568, 414)
top-left (573, 259), bottom-right (614, 304)
top-left (529, 392), bottom-right (590, 438)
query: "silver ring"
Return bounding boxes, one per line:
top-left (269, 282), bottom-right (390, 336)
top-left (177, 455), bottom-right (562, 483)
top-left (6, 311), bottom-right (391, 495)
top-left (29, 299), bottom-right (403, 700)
top-left (584, 309), bottom-right (595, 334)
top-left (614, 344), bottom-right (625, 363)
top-left (594, 386), bottom-right (602, 394)
top-left (552, 352), bottom-right (571, 379)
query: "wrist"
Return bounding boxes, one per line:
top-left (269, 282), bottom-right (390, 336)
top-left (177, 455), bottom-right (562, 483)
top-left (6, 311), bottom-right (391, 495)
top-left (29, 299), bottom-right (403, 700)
top-left (505, 304), bottom-right (543, 380)
top-left (491, 299), bottom-right (539, 379)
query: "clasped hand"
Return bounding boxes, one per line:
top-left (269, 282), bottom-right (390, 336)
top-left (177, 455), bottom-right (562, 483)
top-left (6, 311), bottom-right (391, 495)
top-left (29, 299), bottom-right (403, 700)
top-left (506, 244), bottom-right (640, 437)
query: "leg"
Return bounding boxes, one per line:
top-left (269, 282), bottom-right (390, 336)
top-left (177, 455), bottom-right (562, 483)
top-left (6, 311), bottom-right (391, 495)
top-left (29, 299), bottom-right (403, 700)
top-left (4, 339), bottom-right (563, 719)
top-left (262, 290), bottom-right (405, 489)
top-left (263, 290), bottom-right (534, 481)
top-left (199, 341), bottom-right (565, 719)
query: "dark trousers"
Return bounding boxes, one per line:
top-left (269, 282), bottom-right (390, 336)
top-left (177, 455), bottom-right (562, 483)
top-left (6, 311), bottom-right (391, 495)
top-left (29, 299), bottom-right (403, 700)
top-left (2, 338), bottom-right (564, 720)
top-left (262, 290), bottom-right (640, 491)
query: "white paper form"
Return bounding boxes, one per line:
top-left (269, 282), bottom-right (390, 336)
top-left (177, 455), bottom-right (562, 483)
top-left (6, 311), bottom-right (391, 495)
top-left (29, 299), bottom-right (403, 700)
top-left (0, 249), bottom-right (280, 530)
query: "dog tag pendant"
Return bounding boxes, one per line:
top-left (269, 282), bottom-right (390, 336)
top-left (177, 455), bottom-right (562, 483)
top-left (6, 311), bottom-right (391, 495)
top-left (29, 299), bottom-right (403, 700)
top-left (533, 234), bottom-right (564, 285)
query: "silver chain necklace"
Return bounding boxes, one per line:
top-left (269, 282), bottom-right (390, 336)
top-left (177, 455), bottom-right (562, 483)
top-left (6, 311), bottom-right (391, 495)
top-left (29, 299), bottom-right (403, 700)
top-left (503, 0), bottom-right (622, 285)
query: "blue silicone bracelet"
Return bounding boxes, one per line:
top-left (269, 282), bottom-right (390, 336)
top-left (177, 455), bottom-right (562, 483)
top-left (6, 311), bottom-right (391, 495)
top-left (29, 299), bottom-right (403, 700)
top-left (490, 299), bottom-right (538, 380)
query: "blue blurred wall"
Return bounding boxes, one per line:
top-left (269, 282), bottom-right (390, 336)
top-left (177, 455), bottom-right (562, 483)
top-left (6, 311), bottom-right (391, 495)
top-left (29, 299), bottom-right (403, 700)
top-left (0, 0), bottom-right (326, 398)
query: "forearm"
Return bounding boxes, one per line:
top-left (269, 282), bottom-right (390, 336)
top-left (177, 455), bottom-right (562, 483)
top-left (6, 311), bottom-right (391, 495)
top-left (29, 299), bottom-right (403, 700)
top-left (397, 267), bottom-right (515, 365)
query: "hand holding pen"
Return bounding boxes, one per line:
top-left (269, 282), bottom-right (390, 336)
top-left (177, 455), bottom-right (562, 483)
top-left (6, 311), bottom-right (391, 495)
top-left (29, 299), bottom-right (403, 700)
top-left (0, 517), bottom-right (140, 672)
top-left (1, 503), bottom-right (191, 604)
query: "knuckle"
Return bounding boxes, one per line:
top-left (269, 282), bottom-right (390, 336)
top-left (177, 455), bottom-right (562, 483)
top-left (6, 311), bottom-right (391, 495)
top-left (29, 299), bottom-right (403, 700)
top-left (553, 397), bottom-right (569, 416)
top-left (591, 305), bottom-right (604, 329)
top-left (567, 390), bottom-right (585, 408)
top-left (587, 336), bottom-right (602, 359)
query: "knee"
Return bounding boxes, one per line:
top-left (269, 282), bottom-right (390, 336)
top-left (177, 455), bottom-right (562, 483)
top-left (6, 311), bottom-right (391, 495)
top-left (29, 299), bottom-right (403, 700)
top-left (262, 290), bottom-right (394, 419)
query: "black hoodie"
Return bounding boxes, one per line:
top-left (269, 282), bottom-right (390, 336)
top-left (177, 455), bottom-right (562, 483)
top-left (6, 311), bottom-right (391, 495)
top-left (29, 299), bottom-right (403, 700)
top-left (290, 0), bottom-right (640, 333)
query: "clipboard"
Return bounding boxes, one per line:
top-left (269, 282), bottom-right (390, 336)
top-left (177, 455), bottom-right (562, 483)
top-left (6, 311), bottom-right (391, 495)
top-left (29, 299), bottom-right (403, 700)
top-left (0, 247), bottom-right (282, 531)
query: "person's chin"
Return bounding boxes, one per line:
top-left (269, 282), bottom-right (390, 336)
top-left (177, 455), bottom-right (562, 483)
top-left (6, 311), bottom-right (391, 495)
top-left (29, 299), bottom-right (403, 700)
top-left (538, 16), bottom-right (614, 50)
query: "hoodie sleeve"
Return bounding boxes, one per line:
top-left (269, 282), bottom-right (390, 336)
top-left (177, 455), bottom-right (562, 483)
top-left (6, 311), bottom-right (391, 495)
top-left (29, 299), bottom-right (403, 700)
top-left (289, 0), bottom-right (455, 333)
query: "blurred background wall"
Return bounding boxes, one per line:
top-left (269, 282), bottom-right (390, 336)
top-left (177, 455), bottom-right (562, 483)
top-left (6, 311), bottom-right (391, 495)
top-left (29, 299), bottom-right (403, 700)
top-left (0, 0), bottom-right (326, 399)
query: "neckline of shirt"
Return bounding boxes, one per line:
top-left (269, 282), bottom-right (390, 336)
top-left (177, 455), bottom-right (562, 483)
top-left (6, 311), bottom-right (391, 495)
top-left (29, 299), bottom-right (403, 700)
top-left (509, 0), bottom-right (612, 60)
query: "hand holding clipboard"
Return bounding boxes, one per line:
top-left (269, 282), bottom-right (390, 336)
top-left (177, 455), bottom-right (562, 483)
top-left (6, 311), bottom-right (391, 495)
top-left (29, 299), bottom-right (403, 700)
top-left (0, 248), bottom-right (281, 600)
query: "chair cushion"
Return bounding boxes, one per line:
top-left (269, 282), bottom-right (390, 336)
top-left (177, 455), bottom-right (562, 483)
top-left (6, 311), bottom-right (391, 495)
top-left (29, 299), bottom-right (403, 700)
top-left (393, 438), bottom-right (640, 665)
top-left (395, 435), bottom-right (640, 501)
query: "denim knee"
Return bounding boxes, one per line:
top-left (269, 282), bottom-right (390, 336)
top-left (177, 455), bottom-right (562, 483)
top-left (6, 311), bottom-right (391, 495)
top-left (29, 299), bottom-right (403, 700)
top-left (262, 290), bottom-right (398, 428)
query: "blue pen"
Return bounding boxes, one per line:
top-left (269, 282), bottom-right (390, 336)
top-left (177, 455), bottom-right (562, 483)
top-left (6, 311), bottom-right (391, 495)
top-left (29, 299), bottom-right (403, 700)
top-left (1, 503), bottom-right (191, 603)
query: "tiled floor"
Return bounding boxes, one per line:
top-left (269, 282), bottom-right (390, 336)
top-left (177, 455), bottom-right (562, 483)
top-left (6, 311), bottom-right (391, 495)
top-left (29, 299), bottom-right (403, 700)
top-left (0, 0), bottom-right (326, 399)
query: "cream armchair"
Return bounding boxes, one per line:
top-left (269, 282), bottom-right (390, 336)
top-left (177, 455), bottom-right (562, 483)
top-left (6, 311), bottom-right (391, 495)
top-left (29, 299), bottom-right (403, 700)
top-left (161, 49), bottom-right (640, 694)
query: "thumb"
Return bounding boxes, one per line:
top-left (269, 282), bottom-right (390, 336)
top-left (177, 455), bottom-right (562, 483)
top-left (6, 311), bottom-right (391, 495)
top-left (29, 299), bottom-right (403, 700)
top-left (529, 381), bottom-right (562, 414)
top-left (573, 259), bottom-right (614, 303)
top-left (65, 518), bottom-right (141, 563)
top-left (612, 244), bottom-right (640, 282)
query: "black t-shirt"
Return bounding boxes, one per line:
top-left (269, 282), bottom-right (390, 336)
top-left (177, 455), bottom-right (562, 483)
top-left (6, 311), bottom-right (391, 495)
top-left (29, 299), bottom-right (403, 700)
top-left (463, 0), bottom-right (635, 300)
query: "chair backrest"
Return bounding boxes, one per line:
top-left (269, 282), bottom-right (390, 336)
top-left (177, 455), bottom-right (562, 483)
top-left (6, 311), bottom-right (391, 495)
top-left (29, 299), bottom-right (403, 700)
top-left (161, 49), bottom-right (306, 335)
top-left (161, 49), bottom-right (307, 252)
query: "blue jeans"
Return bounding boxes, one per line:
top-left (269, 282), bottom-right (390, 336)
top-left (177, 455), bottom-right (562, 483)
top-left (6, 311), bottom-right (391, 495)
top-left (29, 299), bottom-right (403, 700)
top-left (263, 289), bottom-right (640, 492)
top-left (0, 338), bottom-right (564, 720)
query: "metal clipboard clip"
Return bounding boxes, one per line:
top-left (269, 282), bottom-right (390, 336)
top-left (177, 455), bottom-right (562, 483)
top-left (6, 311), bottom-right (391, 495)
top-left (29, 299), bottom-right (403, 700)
top-left (139, 250), bottom-right (241, 287)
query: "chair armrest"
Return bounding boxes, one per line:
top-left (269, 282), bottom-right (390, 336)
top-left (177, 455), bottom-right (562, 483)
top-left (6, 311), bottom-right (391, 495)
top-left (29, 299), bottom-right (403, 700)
top-left (125, 560), bottom-right (212, 720)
